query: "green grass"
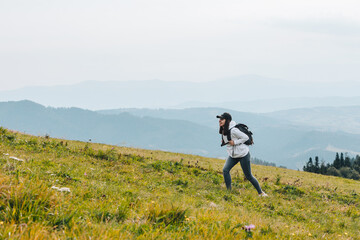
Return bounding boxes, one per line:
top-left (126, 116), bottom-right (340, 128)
top-left (0, 127), bottom-right (359, 239)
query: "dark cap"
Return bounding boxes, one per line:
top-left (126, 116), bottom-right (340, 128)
top-left (216, 112), bottom-right (232, 121)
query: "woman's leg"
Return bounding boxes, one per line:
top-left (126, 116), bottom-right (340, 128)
top-left (239, 153), bottom-right (263, 194)
top-left (223, 156), bottom-right (239, 190)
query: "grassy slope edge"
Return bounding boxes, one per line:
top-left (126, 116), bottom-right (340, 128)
top-left (0, 127), bottom-right (359, 239)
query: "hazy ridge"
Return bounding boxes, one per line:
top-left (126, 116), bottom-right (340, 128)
top-left (1, 77), bottom-right (360, 111)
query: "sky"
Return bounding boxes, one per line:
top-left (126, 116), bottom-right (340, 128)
top-left (1, 0), bottom-right (360, 91)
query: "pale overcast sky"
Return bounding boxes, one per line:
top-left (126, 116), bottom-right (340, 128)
top-left (1, 0), bottom-right (360, 90)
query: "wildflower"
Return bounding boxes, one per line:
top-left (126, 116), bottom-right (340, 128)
top-left (19, 223), bottom-right (27, 228)
top-left (9, 156), bottom-right (24, 162)
top-left (51, 186), bottom-right (71, 192)
top-left (244, 224), bottom-right (255, 232)
top-left (0, 221), bottom-right (3, 225)
top-left (59, 187), bottom-right (70, 192)
top-left (84, 172), bottom-right (87, 176)
top-left (209, 202), bottom-right (218, 208)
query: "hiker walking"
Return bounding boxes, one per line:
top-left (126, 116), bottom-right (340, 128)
top-left (217, 112), bottom-right (267, 197)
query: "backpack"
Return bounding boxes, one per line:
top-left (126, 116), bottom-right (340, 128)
top-left (226, 123), bottom-right (254, 145)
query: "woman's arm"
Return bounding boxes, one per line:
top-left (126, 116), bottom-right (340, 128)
top-left (231, 128), bottom-right (249, 145)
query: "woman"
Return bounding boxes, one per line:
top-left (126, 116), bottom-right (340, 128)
top-left (217, 112), bottom-right (267, 197)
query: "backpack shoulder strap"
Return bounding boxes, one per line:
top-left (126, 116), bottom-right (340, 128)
top-left (227, 127), bottom-right (234, 141)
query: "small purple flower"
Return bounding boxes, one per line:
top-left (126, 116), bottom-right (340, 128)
top-left (244, 224), bottom-right (255, 232)
top-left (19, 223), bottom-right (27, 228)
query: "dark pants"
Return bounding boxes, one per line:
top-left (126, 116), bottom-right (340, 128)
top-left (222, 153), bottom-right (263, 194)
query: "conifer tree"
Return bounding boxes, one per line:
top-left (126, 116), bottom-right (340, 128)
top-left (344, 156), bottom-right (351, 168)
top-left (333, 152), bottom-right (341, 169)
top-left (320, 161), bottom-right (327, 174)
top-left (354, 155), bottom-right (360, 173)
top-left (304, 157), bottom-right (314, 172)
top-left (314, 156), bottom-right (320, 173)
top-left (340, 153), bottom-right (345, 168)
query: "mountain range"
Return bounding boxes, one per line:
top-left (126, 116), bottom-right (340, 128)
top-left (1, 100), bottom-right (360, 169)
top-left (2, 76), bottom-right (360, 112)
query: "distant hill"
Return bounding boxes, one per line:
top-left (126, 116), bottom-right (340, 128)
top-left (0, 100), bottom-right (220, 157)
top-left (1, 76), bottom-right (360, 111)
top-left (98, 107), bottom-right (360, 169)
top-left (97, 107), bottom-right (284, 130)
top-left (175, 97), bottom-right (360, 113)
top-left (264, 106), bottom-right (360, 134)
top-left (1, 100), bottom-right (360, 169)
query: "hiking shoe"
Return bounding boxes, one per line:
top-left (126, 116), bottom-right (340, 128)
top-left (259, 192), bottom-right (268, 197)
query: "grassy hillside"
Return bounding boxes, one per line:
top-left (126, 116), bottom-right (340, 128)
top-left (0, 100), bottom-right (220, 157)
top-left (0, 127), bottom-right (359, 239)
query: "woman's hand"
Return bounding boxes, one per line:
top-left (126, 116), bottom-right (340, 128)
top-left (229, 140), bottom-right (235, 146)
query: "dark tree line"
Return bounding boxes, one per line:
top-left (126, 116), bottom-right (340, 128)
top-left (303, 153), bottom-right (360, 180)
top-left (252, 157), bottom-right (276, 167)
